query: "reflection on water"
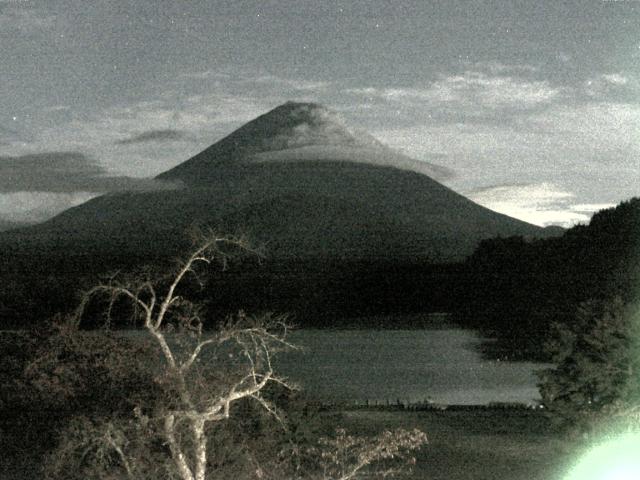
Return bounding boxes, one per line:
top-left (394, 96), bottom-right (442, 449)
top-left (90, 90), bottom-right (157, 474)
top-left (275, 326), bottom-right (551, 405)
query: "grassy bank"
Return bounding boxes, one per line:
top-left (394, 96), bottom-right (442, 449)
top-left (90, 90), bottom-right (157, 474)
top-left (330, 408), bottom-right (575, 480)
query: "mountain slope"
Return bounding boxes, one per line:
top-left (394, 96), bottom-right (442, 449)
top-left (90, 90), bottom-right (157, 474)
top-left (0, 102), bottom-right (553, 262)
top-left (2, 162), bottom-right (546, 261)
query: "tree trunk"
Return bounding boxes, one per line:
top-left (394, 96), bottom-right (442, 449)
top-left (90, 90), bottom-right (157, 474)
top-left (164, 414), bottom-right (195, 480)
top-left (193, 418), bottom-right (208, 480)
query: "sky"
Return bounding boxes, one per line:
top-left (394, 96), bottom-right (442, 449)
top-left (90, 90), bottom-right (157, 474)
top-left (0, 0), bottom-right (638, 227)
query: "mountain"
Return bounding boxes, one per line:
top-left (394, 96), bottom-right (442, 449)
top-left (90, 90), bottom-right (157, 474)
top-left (0, 102), bottom-right (553, 263)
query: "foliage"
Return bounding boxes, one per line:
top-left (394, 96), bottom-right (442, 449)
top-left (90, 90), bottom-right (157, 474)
top-left (537, 297), bottom-right (640, 435)
top-left (25, 316), bottom-right (161, 414)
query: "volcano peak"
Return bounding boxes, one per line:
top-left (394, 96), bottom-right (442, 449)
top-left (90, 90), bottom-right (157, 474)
top-left (157, 101), bottom-right (385, 182)
top-left (230, 101), bottom-right (382, 151)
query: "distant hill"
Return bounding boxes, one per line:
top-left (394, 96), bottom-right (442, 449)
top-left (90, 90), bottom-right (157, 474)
top-left (0, 102), bottom-right (554, 262)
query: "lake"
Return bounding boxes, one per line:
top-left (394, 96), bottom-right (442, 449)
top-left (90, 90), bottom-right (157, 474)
top-left (275, 325), bottom-right (551, 406)
top-left (18, 318), bottom-right (550, 407)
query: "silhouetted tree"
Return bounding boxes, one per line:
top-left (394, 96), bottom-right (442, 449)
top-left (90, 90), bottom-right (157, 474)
top-left (459, 198), bottom-right (640, 361)
top-left (538, 297), bottom-right (640, 435)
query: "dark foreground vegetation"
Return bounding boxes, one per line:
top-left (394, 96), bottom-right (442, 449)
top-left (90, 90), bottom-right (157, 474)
top-left (336, 409), bottom-right (573, 480)
top-left (1, 394), bottom-right (572, 480)
top-left (0, 315), bottom-right (578, 480)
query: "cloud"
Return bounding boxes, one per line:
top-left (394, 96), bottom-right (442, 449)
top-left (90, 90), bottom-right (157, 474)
top-left (0, 66), bottom-right (340, 181)
top-left (0, 3), bottom-right (56, 32)
top-left (370, 97), bottom-right (640, 209)
top-left (260, 103), bottom-right (384, 151)
top-left (178, 70), bottom-right (331, 93)
top-left (346, 70), bottom-right (564, 115)
top-left (250, 75), bottom-right (331, 92)
top-left (601, 74), bottom-right (628, 86)
top-left (583, 72), bottom-right (640, 103)
top-left (0, 151), bottom-right (180, 193)
top-left (115, 129), bottom-right (188, 145)
top-left (178, 71), bottom-right (233, 81)
top-left (569, 203), bottom-right (617, 213)
top-left (466, 182), bottom-right (615, 227)
top-left (0, 191), bottom-right (97, 224)
top-left (5, 62), bottom-right (634, 222)
top-left (465, 61), bottom-right (539, 75)
top-left (18, 71), bottom-right (334, 176)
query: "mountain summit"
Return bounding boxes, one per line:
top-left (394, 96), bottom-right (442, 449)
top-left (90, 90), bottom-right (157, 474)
top-left (158, 102), bottom-right (454, 183)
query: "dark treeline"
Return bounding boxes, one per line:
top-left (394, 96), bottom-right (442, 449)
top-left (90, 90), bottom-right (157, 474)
top-left (0, 251), bottom-right (465, 329)
top-left (1, 198), bottom-right (638, 362)
top-left (456, 198), bottom-right (640, 360)
top-left (204, 258), bottom-right (467, 324)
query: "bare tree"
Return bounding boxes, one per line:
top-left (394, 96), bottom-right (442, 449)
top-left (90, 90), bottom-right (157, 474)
top-left (63, 233), bottom-right (295, 480)
top-left (28, 232), bottom-right (428, 480)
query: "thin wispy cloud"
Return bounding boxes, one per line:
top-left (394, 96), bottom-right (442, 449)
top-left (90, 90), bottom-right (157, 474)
top-left (464, 61), bottom-right (539, 75)
top-left (178, 71), bottom-right (233, 81)
top-left (115, 129), bottom-right (188, 145)
top-left (582, 72), bottom-right (640, 103)
top-left (250, 75), bottom-right (331, 92)
top-left (6, 72), bottom-right (335, 177)
top-left (365, 69), bottom-right (640, 216)
top-left (346, 70), bottom-right (565, 114)
top-left (177, 70), bottom-right (331, 93)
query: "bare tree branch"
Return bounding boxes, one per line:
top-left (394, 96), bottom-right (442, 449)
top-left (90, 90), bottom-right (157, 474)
top-left (48, 232), bottom-right (299, 480)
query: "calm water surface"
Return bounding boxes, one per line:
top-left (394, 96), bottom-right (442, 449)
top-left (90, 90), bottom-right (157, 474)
top-left (275, 327), bottom-right (550, 405)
